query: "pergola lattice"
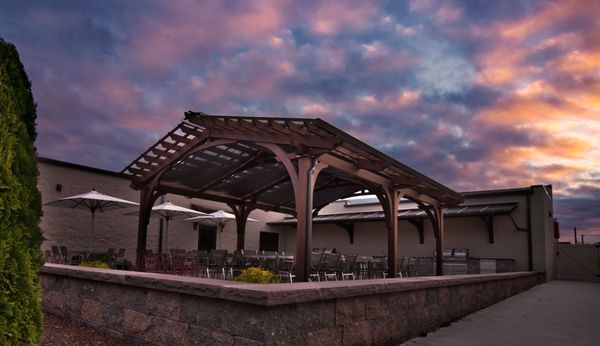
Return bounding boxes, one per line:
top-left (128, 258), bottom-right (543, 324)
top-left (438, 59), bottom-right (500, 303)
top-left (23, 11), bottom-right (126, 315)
top-left (122, 112), bottom-right (463, 281)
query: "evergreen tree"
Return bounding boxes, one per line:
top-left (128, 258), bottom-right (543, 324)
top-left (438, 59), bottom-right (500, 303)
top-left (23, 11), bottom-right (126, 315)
top-left (0, 37), bottom-right (43, 345)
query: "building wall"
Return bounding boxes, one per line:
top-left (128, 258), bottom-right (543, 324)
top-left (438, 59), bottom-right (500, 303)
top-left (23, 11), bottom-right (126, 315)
top-left (38, 159), bottom-right (286, 263)
top-left (273, 188), bottom-right (552, 274)
top-left (38, 158), bottom-right (556, 278)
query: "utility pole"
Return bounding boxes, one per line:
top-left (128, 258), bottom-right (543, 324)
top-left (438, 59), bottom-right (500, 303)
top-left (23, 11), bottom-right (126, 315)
top-left (574, 227), bottom-right (578, 244)
top-left (581, 234), bottom-right (585, 244)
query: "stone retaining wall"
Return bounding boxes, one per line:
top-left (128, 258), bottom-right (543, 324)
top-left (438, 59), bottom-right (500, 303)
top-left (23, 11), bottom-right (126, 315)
top-left (41, 264), bottom-right (543, 345)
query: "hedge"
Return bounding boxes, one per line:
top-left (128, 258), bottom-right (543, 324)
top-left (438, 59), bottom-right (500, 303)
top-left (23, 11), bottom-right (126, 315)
top-left (0, 37), bottom-right (44, 345)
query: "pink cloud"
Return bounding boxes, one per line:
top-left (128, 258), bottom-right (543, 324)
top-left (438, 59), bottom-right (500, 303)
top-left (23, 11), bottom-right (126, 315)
top-left (125, 1), bottom-right (287, 70)
top-left (308, 1), bottom-right (378, 35)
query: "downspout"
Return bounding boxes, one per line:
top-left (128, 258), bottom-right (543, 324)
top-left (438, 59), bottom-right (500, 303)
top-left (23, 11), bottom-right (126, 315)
top-left (527, 193), bottom-right (533, 271)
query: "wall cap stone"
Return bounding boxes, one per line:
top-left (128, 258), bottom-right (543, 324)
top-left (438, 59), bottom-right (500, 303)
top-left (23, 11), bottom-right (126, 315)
top-left (42, 264), bottom-right (540, 306)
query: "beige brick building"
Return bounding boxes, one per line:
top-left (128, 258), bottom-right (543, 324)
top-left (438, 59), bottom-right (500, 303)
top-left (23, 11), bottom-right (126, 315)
top-left (38, 157), bottom-right (558, 280)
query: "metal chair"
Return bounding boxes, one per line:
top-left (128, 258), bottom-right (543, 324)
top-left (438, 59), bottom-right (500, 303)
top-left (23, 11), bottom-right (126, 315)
top-left (324, 253), bottom-right (341, 281)
top-left (340, 254), bottom-right (358, 280)
top-left (370, 257), bottom-right (388, 279)
top-left (51, 246), bottom-right (62, 263)
top-left (208, 249), bottom-right (228, 279)
top-left (309, 252), bottom-right (324, 282)
top-left (278, 258), bottom-right (296, 283)
top-left (397, 256), bottom-right (408, 278)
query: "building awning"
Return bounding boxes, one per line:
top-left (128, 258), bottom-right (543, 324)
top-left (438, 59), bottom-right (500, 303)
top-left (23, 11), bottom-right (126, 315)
top-left (269, 203), bottom-right (518, 225)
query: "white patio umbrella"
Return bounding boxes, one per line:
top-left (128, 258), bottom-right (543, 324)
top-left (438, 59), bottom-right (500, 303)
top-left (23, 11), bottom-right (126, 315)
top-left (45, 189), bottom-right (139, 252)
top-left (125, 201), bottom-right (209, 254)
top-left (185, 210), bottom-right (259, 247)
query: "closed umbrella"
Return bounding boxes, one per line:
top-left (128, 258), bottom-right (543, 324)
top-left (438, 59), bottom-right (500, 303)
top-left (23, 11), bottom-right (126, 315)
top-left (126, 201), bottom-right (209, 253)
top-left (45, 189), bottom-right (139, 252)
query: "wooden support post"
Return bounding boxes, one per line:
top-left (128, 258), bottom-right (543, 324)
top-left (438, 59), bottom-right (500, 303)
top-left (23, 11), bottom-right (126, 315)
top-left (435, 206), bottom-right (444, 276)
top-left (387, 191), bottom-right (400, 278)
top-left (294, 157), bottom-right (317, 282)
top-left (416, 201), bottom-right (443, 276)
top-left (375, 187), bottom-right (401, 278)
top-left (135, 186), bottom-right (159, 271)
top-left (229, 203), bottom-right (254, 250)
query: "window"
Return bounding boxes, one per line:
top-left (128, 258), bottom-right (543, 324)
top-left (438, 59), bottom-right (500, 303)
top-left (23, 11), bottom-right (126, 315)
top-left (197, 224), bottom-right (217, 251)
top-left (259, 232), bottom-right (279, 252)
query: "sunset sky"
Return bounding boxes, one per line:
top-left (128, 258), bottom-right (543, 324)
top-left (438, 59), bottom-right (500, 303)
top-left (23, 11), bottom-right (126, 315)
top-left (2, 0), bottom-right (598, 242)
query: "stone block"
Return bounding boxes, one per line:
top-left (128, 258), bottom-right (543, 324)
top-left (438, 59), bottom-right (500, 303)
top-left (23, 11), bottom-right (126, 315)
top-left (342, 320), bottom-right (372, 346)
top-left (95, 283), bottom-right (145, 311)
top-left (259, 300), bottom-right (336, 344)
top-left (82, 298), bottom-right (103, 325)
top-left (180, 295), bottom-right (223, 330)
top-left (439, 287), bottom-right (449, 305)
top-left (371, 317), bottom-right (408, 345)
top-left (365, 292), bottom-right (408, 320)
top-left (188, 324), bottom-right (234, 345)
top-left (145, 289), bottom-right (182, 320)
top-left (408, 290), bottom-right (425, 310)
top-left (124, 309), bottom-right (189, 345)
top-left (102, 303), bottom-right (124, 331)
top-left (425, 288), bottom-right (438, 307)
top-left (305, 327), bottom-right (343, 346)
top-left (124, 309), bottom-right (153, 339)
top-left (336, 297), bottom-right (365, 326)
top-left (42, 291), bottom-right (65, 310)
top-left (64, 293), bottom-right (83, 318)
top-left (219, 303), bottom-right (267, 342)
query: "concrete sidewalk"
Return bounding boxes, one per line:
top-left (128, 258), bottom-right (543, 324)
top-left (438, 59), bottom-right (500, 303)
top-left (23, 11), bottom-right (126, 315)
top-left (403, 280), bottom-right (600, 346)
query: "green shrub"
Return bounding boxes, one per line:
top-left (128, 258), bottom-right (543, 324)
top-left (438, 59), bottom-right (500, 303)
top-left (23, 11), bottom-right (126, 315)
top-left (0, 37), bottom-right (44, 345)
top-left (80, 261), bottom-right (109, 269)
top-left (235, 267), bottom-right (280, 284)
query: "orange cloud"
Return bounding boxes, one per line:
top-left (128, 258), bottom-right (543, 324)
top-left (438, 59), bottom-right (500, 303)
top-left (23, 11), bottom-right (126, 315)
top-left (498, 0), bottom-right (590, 40)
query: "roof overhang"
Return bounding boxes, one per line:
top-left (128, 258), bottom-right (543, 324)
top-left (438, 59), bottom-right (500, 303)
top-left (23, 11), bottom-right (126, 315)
top-left (269, 203), bottom-right (518, 225)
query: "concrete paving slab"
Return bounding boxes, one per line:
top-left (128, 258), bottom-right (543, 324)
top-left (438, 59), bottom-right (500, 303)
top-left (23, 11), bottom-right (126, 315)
top-left (402, 280), bottom-right (600, 346)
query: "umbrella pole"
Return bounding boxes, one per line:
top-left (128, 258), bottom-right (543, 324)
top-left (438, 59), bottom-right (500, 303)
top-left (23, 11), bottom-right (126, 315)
top-left (165, 218), bottom-right (169, 255)
top-left (90, 209), bottom-right (95, 253)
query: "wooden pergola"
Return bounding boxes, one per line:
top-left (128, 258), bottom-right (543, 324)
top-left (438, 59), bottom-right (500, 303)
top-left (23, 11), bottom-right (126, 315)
top-left (122, 112), bottom-right (463, 281)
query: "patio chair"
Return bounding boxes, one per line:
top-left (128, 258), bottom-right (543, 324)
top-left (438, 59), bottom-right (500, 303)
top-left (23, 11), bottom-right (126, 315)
top-left (105, 248), bottom-right (116, 268)
top-left (242, 249), bottom-right (260, 267)
top-left (208, 249), bottom-right (228, 279)
top-left (261, 250), bottom-right (278, 271)
top-left (278, 258), bottom-right (295, 283)
top-left (340, 254), bottom-right (358, 280)
top-left (51, 245), bottom-right (62, 263)
top-left (397, 256), bottom-right (408, 278)
top-left (228, 250), bottom-right (245, 279)
top-left (323, 253), bottom-right (341, 281)
top-left (59, 246), bottom-right (70, 264)
top-left (197, 250), bottom-right (210, 278)
top-left (406, 257), bottom-right (421, 277)
top-left (145, 251), bottom-right (157, 272)
top-left (183, 254), bottom-right (199, 277)
top-left (115, 248), bottom-right (126, 269)
top-left (171, 253), bottom-right (186, 275)
top-left (369, 257), bottom-right (388, 279)
top-left (309, 252), bottom-right (324, 282)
